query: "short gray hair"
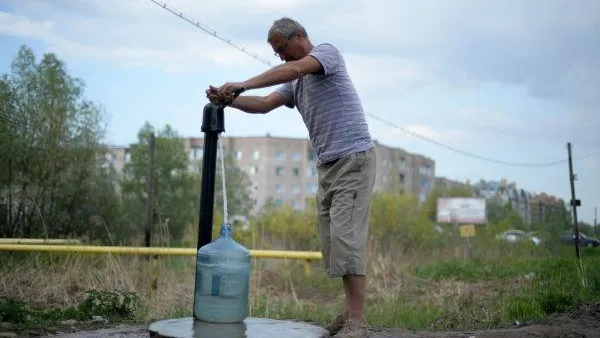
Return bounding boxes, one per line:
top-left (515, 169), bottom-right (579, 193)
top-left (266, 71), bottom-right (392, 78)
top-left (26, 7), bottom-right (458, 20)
top-left (267, 17), bottom-right (308, 42)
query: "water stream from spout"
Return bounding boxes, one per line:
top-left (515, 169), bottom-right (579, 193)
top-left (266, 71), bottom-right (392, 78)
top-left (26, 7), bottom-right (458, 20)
top-left (219, 136), bottom-right (228, 224)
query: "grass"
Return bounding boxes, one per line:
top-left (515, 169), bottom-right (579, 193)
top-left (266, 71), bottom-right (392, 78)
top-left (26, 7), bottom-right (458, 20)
top-left (1, 238), bottom-right (600, 334)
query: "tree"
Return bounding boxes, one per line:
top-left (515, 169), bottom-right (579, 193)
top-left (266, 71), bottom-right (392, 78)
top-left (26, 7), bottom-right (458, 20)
top-left (0, 45), bottom-right (119, 239)
top-left (212, 147), bottom-right (253, 218)
top-left (120, 123), bottom-right (196, 245)
top-left (486, 196), bottom-right (510, 225)
top-left (119, 123), bottom-right (254, 246)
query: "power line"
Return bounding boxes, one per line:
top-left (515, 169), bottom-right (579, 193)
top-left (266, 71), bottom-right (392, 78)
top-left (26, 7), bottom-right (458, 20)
top-left (368, 113), bottom-right (598, 167)
top-left (141, 0), bottom-right (598, 168)
top-left (144, 0), bottom-right (274, 67)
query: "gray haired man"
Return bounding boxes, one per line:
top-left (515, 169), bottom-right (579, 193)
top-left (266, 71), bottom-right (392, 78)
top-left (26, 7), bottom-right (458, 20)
top-left (206, 17), bottom-right (377, 338)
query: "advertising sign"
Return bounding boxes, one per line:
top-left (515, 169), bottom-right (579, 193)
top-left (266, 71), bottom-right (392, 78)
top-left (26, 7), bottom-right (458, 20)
top-left (437, 197), bottom-right (487, 224)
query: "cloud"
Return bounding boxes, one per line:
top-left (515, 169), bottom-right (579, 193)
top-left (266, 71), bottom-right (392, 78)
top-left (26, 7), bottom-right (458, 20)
top-left (371, 121), bottom-right (472, 150)
top-left (2, 0), bottom-right (599, 106)
top-left (0, 12), bottom-right (53, 39)
top-left (0, 1), bottom-right (277, 73)
top-left (318, 0), bottom-right (600, 105)
top-left (456, 108), bottom-right (521, 129)
top-left (1, 0), bottom-right (599, 157)
top-left (583, 154), bottom-right (600, 169)
top-left (343, 53), bottom-right (441, 95)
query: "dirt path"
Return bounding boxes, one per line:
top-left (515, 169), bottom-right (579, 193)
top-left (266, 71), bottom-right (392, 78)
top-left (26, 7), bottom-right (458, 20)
top-left (376, 303), bottom-right (600, 338)
top-left (10, 303), bottom-right (600, 338)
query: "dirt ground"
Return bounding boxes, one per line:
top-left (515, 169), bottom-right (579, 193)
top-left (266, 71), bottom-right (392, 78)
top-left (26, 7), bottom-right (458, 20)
top-left (5, 303), bottom-right (599, 338)
top-left (374, 302), bottom-right (600, 338)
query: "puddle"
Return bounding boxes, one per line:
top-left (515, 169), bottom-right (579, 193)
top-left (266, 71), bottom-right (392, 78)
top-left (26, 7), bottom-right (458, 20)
top-left (149, 317), bottom-right (328, 338)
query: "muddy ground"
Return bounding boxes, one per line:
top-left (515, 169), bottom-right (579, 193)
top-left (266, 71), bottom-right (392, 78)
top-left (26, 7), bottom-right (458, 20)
top-left (3, 303), bottom-right (599, 338)
top-left (375, 303), bottom-right (600, 338)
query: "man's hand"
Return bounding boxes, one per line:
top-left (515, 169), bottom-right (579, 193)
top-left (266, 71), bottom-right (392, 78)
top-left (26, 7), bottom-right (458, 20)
top-left (206, 85), bottom-right (234, 105)
top-left (217, 82), bottom-right (246, 98)
top-left (205, 85), bottom-right (219, 102)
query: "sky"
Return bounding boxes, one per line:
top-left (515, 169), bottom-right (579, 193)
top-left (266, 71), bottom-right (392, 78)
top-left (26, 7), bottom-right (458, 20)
top-left (0, 0), bottom-right (598, 223)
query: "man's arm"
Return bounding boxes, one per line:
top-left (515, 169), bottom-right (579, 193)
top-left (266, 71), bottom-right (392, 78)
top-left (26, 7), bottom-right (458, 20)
top-left (217, 55), bottom-right (323, 96)
top-left (242, 56), bottom-right (322, 90)
top-left (229, 92), bottom-right (287, 114)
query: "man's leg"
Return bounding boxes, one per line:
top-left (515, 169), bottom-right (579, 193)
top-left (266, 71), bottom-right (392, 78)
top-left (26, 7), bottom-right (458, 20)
top-left (331, 149), bottom-right (376, 338)
top-left (319, 148), bottom-right (376, 336)
top-left (317, 166), bottom-right (348, 335)
top-left (329, 148), bottom-right (376, 331)
top-left (343, 275), bottom-right (366, 322)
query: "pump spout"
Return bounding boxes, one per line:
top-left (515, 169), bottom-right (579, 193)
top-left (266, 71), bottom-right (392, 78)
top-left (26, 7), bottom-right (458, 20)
top-left (193, 102), bottom-right (226, 319)
top-left (197, 103), bottom-right (225, 249)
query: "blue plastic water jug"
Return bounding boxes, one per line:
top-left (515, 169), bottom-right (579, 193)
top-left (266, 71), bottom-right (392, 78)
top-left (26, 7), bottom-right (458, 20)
top-left (194, 223), bottom-right (251, 323)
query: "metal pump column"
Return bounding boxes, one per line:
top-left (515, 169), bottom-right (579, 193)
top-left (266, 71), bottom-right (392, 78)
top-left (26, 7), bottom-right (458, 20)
top-left (192, 102), bottom-right (225, 319)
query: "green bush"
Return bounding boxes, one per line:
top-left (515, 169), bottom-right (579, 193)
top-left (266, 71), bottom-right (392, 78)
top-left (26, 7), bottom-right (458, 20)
top-left (0, 290), bottom-right (140, 324)
top-left (78, 290), bottom-right (139, 320)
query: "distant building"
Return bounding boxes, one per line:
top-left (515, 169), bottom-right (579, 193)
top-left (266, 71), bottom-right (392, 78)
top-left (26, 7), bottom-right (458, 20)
top-left (471, 178), bottom-right (563, 225)
top-left (104, 135), bottom-right (436, 214)
top-left (472, 179), bottom-right (532, 224)
top-left (529, 193), bottom-right (566, 224)
top-left (435, 177), bottom-right (472, 193)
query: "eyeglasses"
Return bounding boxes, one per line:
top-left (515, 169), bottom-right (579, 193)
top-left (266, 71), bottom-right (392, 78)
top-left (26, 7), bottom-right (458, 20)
top-left (273, 35), bottom-right (293, 58)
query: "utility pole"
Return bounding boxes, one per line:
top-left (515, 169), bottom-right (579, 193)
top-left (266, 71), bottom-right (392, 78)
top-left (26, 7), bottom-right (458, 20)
top-left (145, 132), bottom-right (156, 250)
top-left (595, 206), bottom-right (598, 235)
top-left (567, 142), bottom-right (581, 258)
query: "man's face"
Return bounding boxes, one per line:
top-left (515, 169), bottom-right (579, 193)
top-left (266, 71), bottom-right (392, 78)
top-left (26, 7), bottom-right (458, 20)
top-left (270, 33), bottom-right (300, 62)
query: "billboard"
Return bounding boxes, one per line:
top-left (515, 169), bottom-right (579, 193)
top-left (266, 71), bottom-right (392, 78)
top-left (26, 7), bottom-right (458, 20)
top-left (437, 197), bottom-right (487, 224)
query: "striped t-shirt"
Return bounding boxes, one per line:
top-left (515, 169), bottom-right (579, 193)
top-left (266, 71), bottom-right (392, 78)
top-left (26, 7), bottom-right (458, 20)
top-left (275, 43), bottom-right (374, 165)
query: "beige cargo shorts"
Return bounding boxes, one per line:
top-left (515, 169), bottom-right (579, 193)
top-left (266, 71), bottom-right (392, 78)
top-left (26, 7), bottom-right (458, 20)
top-left (316, 147), bottom-right (377, 278)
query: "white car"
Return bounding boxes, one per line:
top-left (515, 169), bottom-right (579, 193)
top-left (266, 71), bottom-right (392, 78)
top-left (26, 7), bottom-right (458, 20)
top-left (496, 229), bottom-right (542, 245)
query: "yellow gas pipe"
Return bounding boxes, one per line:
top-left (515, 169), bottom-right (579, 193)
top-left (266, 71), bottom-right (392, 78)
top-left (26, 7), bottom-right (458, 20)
top-left (0, 244), bottom-right (322, 275)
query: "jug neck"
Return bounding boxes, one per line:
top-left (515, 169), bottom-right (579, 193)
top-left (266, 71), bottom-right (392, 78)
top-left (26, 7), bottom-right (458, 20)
top-left (220, 223), bottom-right (232, 238)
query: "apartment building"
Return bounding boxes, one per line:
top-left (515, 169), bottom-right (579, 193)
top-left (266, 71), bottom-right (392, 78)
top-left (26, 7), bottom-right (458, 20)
top-left (471, 179), bottom-right (566, 225)
top-left (472, 179), bottom-right (532, 224)
top-left (105, 135), bottom-right (436, 213)
top-left (435, 177), bottom-right (472, 192)
top-left (373, 142), bottom-right (435, 203)
top-left (529, 193), bottom-right (566, 224)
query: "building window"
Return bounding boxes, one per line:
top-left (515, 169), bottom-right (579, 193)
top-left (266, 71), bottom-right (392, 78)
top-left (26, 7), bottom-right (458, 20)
top-left (306, 182), bottom-right (317, 194)
top-left (253, 150), bottom-right (260, 160)
top-left (399, 158), bottom-right (407, 169)
top-left (291, 184), bottom-right (300, 194)
top-left (275, 166), bottom-right (285, 176)
top-left (291, 199), bottom-right (303, 210)
top-left (399, 173), bottom-right (405, 184)
top-left (275, 183), bottom-right (285, 193)
top-left (292, 167), bottom-right (300, 176)
top-left (189, 147), bottom-right (203, 160)
top-left (306, 167), bottom-right (317, 177)
top-left (420, 178), bottom-right (431, 190)
top-left (276, 150), bottom-right (285, 161)
top-left (307, 151), bottom-right (316, 161)
top-left (249, 165), bottom-right (258, 175)
top-left (419, 165), bottom-right (432, 176)
top-left (292, 152), bottom-right (301, 161)
top-left (235, 151), bottom-right (242, 160)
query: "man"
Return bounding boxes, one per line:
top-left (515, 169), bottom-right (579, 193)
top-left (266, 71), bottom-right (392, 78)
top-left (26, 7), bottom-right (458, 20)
top-left (206, 17), bottom-right (377, 338)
